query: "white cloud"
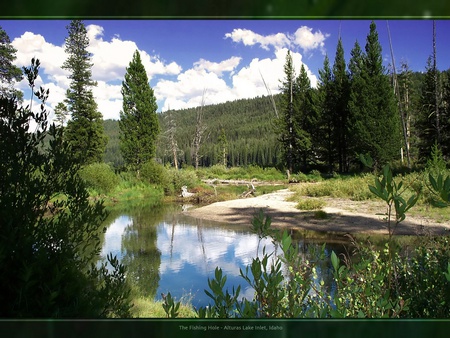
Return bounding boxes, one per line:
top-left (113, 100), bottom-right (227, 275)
top-left (225, 28), bottom-right (290, 51)
top-left (12, 24), bottom-right (183, 121)
top-left (12, 31), bottom-right (68, 83)
top-left (155, 68), bottom-right (229, 111)
top-left (11, 23), bottom-right (319, 121)
top-left (155, 47), bottom-right (317, 112)
top-left (225, 26), bottom-right (329, 55)
top-left (93, 81), bottom-right (122, 120)
top-left (193, 56), bottom-right (242, 76)
top-left (86, 24), bottom-right (182, 83)
top-left (293, 26), bottom-right (329, 54)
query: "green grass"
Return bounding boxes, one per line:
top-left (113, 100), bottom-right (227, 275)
top-left (289, 174), bottom-right (375, 201)
top-left (131, 296), bottom-right (197, 318)
top-left (313, 210), bottom-right (329, 219)
top-left (196, 165), bottom-right (286, 181)
top-left (288, 170), bottom-right (450, 224)
top-left (295, 198), bottom-right (326, 210)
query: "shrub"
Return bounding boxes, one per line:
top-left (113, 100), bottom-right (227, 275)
top-left (79, 162), bottom-right (120, 194)
top-left (296, 198), bottom-right (326, 210)
top-left (0, 60), bottom-right (131, 318)
top-left (163, 168), bottom-right (199, 195)
top-left (290, 174), bottom-right (374, 201)
top-left (140, 160), bottom-right (165, 185)
top-left (209, 164), bottom-right (228, 177)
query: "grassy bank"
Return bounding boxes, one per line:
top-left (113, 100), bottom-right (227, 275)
top-left (131, 296), bottom-right (197, 318)
top-left (287, 171), bottom-right (450, 222)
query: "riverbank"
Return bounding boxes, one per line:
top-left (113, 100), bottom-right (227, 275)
top-left (186, 188), bottom-right (450, 236)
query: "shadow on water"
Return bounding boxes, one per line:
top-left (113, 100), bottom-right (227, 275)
top-left (99, 202), bottom-right (417, 310)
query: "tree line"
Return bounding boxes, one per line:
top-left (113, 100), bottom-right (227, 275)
top-left (277, 20), bottom-right (450, 174)
top-left (151, 21), bottom-right (449, 174)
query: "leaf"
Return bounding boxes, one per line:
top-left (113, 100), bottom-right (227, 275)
top-left (369, 185), bottom-right (387, 202)
top-left (444, 263), bottom-right (450, 282)
top-left (331, 251), bottom-right (339, 272)
top-left (429, 173), bottom-right (439, 191)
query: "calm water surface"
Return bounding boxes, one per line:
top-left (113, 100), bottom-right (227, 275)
top-left (100, 203), bottom-right (352, 309)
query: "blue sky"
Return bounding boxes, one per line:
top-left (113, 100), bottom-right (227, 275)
top-left (1, 19), bottom-right (449, 122)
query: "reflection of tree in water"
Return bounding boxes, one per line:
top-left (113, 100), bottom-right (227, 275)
top-left (290, 231), bottom-right (355, 296)
top-left (119, 205), bottom-right (176, 298)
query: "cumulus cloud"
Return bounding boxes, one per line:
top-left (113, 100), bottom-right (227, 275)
top-left (293, 26), bottom-right (329, 54)
top-left (225, 26), bottom-right (329, 54)
top-left (225, 28), bottom-right (290, 51)
top-left (155, 67), bottom-right (229, 111)
top-left (11, 23), bottom-right (320, 121)
top-left (86, 24), bottom-right (182, 83)
top-left (12, 31), bottom-right (69, 83)
top-left (193, 56), bottom-right (242, 76)
top-left (12, 24), bottom-right (183, 121)
top-left (155, 47), bottom-right (317, 112)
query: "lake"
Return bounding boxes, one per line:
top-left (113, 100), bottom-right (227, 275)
top-left (100, 202), bottom-right (354, 310)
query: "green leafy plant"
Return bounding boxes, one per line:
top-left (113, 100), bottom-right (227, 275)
top-left (79, 162), bottom-right (120, 194)
top-left (427, 172), bottom-right (450, 207)
top-left (296, 198), bottom-right (326, 210)
top-left (368, 164), bottom-right (419, 238)
top-left (0, 58), bottom-right (132, 318)
top-left (197, 268), bottom-right (241, 318)
top-left (161, 292), bottom-right (181, 318)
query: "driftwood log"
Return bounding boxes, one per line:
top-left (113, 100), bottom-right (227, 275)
top-left (240, 183), bottom-right (256, 198)
top-left (181, 185), bottom-right (195, 198)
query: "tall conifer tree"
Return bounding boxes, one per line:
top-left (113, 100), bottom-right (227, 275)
top-left (416, 57), bottom-right (443, 162)
top-left (0, 25), bottom-right (23, 100)
top-left (278, 50), bottom-right (297, 173)
top-left (317, 55), bottom-right (334, 171)
top-left (119, 50), bottom-right (160, 174)
top-left (332, 39), bottom-right (350, 172)
top-left (62, 20), bottom-right (107, 165)
top-left (348, 21), bottom-right (401, 168)
top-left (295, 64), bottom-right (317, 170)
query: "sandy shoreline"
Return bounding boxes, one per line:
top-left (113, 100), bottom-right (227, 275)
top-left (185, 189), bottom-right (450, 236)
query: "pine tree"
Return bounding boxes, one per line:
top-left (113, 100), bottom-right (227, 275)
top-left (217, 127), bottom-right (228, 166)
top-left (54, 101), bottom-right (68, 127)
top-left (332, 38), bottom-right (350, 173)
top-left (0, 25), bottom-right (23, 100)
top-left (278, 50), bottom-right (296, 173)
top-left (317, 54), bottom-right (334, 171)
top-left (441, 70), bottom-right (450, 159)
top-left (119, 50), bottom-right (159, 174)
top-left (348, 21), bottom-right (401, 169)
top-left (62, 20), bottom-right (107, 165)
top-left (416, 56), bottom-right (442, 162)
top-left (295, 64), bottom-right (317, 170)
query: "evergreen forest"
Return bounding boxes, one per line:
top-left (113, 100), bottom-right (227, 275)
top-left (102, 66), bottom-right (448, 174)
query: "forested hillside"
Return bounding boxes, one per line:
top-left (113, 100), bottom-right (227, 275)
top-left (103, 72), bottom-right (436, 173)
top-left (102, 66), bottom-right (447, 172)
top-left (104, 94), bottom-right (284, 169)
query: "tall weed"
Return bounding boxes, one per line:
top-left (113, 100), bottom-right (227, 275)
top-left (290, 174), bottom-right (374, 201)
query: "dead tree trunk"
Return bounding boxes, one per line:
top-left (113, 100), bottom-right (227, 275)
top-left (386, 20), bottom-right (411, 168)
top-left (192, 89), bottom-right (207, 170)
top-left (165, 108), bottom-right (179, 169)
top-left (433, 20), bottom-right (441, 144)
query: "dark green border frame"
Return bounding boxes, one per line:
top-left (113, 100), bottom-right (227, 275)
top-left (2, 1), bottom-right (450, 337)
top-left (2, 319), bottom-right (450, 338)
top-left (1, 0), bottom-right (450, 18)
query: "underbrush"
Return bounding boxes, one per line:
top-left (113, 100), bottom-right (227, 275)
top-left (289, 174), bottom-right (375, 201)
top-left (131, 296), bottom-right (196, 318)
top-left (295, 198), bottom-right (326, 210)
top-left (196, 164), bottom-right (286, 181)
top-left (162, 211), bottom-right (450, 319)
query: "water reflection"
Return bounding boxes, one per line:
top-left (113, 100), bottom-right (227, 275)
top-left (100, 204), bottom-right (353, 309)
